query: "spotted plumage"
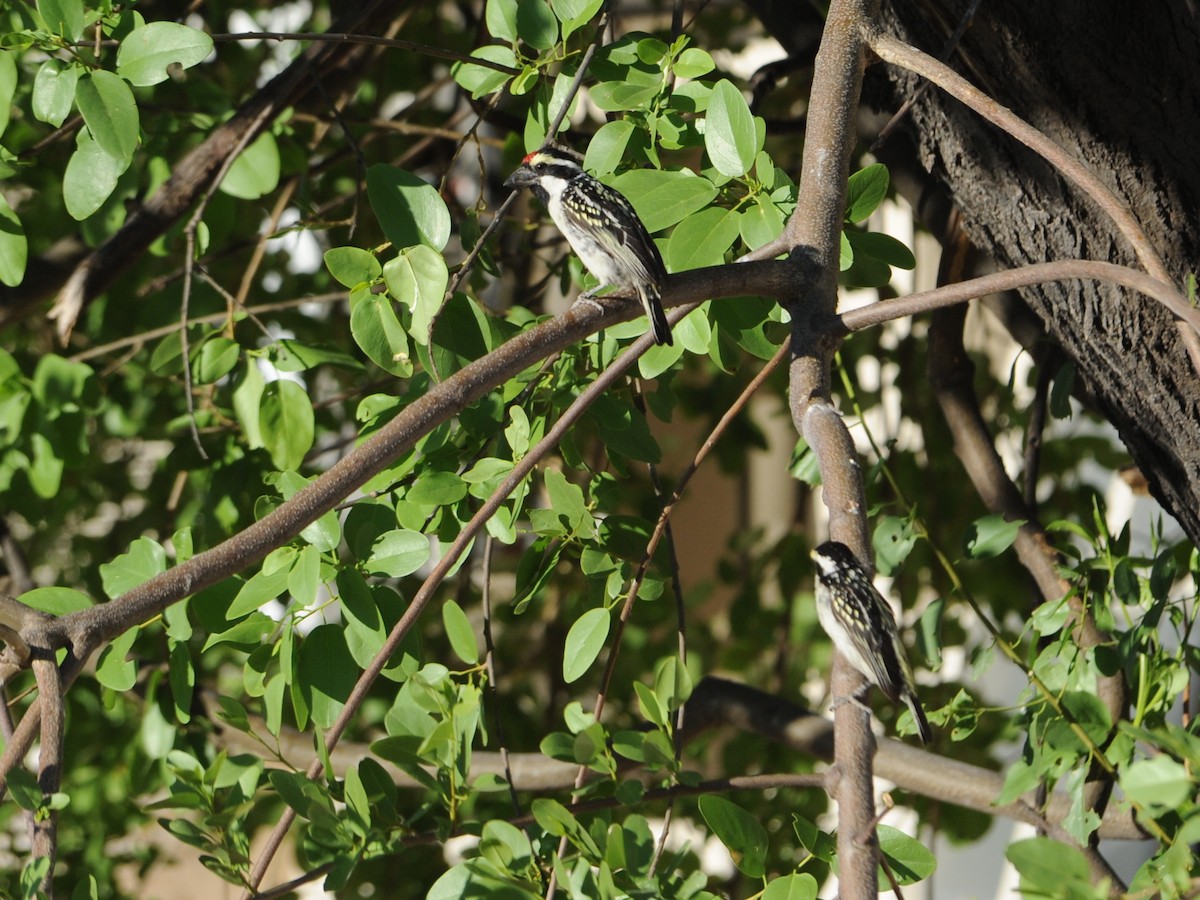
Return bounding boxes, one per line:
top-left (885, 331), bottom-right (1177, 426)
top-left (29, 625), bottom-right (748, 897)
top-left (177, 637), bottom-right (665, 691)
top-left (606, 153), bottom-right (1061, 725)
top-left (810, 540), bottom-right (933, 744)
top-left (504, 146), bottom-right (672, 345)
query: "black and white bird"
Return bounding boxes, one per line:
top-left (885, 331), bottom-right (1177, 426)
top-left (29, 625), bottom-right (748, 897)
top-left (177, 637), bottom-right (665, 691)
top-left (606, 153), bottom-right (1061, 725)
top-left (810, 540), bottom-right (933, 744)
top-left (504, 146), bottom-right (673, 346)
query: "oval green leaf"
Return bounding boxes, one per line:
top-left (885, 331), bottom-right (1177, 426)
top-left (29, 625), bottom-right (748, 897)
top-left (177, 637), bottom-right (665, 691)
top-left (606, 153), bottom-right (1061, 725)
top-left (366, 164), bottom-right (451, 251)
top-left (350, 293), bottom-right (413, 376)
top-left (32, 58), bottom-right (80, 128)
top-left (75, 70), bottom-right (139, 167)
top-left (516, 0), bottom-right (558, 49)
top-left (705, 79), bottom-right (755, 177)
top-left (610, 169), bottom-right (718, 233)
top-left (117, 22), bottom-right (214, 86)
top-left (563, 607), bottom-right (610, 683)
top-left (846, 163), bottom-right (890, 223)
top-left (382, 244), bottom-right (448, 344)
top-left (964, 513), bottom-right (1024, 559)
top-left (63, 134), bottom-right (124, 220)
top-left (698, 795), bottom-right (768, 877)
top-left (220, 131), bottom-right (280, 200)
top-left (665, 206), bottom-right (741, 271)
top-left (442, 600), bottom-right (480, 664)
top-left (0, 193), bottom-right (27, 287)
top-left (325, 246), bottom-right (382, 288)
top-left (259, 379), bottom-right (315, 471)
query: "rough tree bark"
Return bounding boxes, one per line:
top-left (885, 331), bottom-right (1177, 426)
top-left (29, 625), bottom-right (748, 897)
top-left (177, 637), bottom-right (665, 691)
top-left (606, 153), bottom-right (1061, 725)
top-left (873, 0), bottom-right (1200, 540)
top-left (754, 0), bottom-right (1200, 542)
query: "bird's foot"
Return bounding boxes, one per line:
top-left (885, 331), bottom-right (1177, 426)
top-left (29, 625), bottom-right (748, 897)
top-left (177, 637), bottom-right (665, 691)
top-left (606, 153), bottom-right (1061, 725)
top-left (830, 692), bottom-right (873, 715)
top-left (574, 288), bottom-right (607, 315)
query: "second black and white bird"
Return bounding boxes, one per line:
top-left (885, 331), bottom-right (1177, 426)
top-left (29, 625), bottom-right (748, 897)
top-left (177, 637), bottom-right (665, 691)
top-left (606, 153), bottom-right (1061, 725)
top-left (810, 540), bottom-right (933, 744)
top-left (504, 147), bottom-right (673, 346)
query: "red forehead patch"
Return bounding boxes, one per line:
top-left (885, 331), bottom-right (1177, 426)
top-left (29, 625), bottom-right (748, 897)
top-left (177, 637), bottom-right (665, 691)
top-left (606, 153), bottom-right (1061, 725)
top-left (522, 151), bottom-right (538, 163)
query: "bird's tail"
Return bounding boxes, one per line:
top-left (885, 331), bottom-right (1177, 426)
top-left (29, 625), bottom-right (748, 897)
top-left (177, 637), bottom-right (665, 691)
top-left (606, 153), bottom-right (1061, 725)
top-left (641, 284), bottom-right (673, 346)
top-left (904, 691), bottom-right (933, 745)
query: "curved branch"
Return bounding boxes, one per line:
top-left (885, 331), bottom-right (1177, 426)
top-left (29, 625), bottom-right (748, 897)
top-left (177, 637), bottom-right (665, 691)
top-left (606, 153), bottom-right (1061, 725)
top-left (840, 259), bottom-right (1200, 334)
top-left (867, 30), bottom-right (1200, 371)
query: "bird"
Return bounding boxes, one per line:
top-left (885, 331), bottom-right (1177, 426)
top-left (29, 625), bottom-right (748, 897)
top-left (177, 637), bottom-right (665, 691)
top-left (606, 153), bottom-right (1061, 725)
top-left (504, 146), bottom-right (673, 346)
top-left (810, 540), bottom-right (933, 744)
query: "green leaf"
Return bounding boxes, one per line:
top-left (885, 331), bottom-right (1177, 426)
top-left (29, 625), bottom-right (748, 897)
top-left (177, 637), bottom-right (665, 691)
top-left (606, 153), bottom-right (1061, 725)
top-left (19, 587), bottom-right (93, 615)
top-left (32, 58), bottom-right (80, 128)
top-left (168, 640), bottom-right (194, 724)
top-left (259, 379), bottom-right (314, 471)
top-left (39, 0), bottom-right (84, 41)
top-left (451, 45), bottom-right (518, 99)
top-left (75, 70), bottom-right (139, 167)
top-left (63, 134), bottom-right (125, 220)
top-left (226, 565), bottom-right (290, 619)
top-left (96, 627), bottom-right (139, 692)
top-left (543, 468), bottom-right (595, 539)
top-left (220, 131), bottom-right (280, 200)
top-left (848, 230), bottom-right (916, 272)
top-left (383, 243), bottom-right (448, 344)
top-left (486, 0), bottom-right (519, 41)
top-left (877, 824), bottom-right (936, 886)
top-left (563, 607), bottom-right (610, 683)
top-left (443, 600), bottom-right (480, 664)
top-left (740, 194), bottom-right (785, 250)
top-left (552, 0), bottom-right (603, 39)
top-left (674, 47), bottom-right (715, 79)
top-left (100, 536), bottom-right (167, 599)
top-left (70, 875), bottom-right (99, 900)
top-left (588, 395), bottom-right (661, 463)
top-left (583, 120), bottom-right (636, 176)
top-left (762, 874), bottom-right (819, 900)
top-left (407, 470), bottom-right (468, 507)
top-left (610, 169), bottom-right (718, 234)
top-left (1122, 755), bottom-right (1192, 809)
top-left (192, 336), bottom-right (240, 384)
top-left (325, 247), bottom-right (382, 288)
top-left (288, 544), bottom-right (321, 608)
top-left (873, 515), bottom-right (916, 575)
top-left (0, 193), bottom-right (27, 287)
top-left (351, 291), bottom-right (414, 376)
top-left (365, 529), bottom-right (431, 577)
top-left (0, 51), bottom-right (13, 136)
top-left (531, 798), bottom-right (601, 858)
top-left (272, 339), bottom-right (364, 373)
top-left (1006, 837), bottom-right (1090, 894)
top-left (589, 81), bottom-right (660, 112)
top-left (964, 514), bottom-right (1023, 559)
top-left (20, 856), bottom-right (51, 900)
top-left (367, 164), bottom-right (452, 251)
top-left (298, 624), bottom-right (360, 729)
top-left (1050, 361), bottom-right (1075, 419)
top-left (665, 206), bottom-right (741, 271)
top-left (516, 0), bottom-right (558, 49)
top-left (698, 795), bottom-right (768, 877)
top-left (705, 80), bottom-right (755, 177)
top-left (845, 163), bottom-right (890, 222)
top-left (117, 22), bottom-right (214, 86)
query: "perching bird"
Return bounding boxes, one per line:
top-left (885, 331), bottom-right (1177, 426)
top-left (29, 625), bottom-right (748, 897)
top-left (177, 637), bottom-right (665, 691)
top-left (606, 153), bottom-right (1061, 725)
top-left (504, 146), bottom-right (673, 346)
top-left (810, 540), bottom-right (933, 744)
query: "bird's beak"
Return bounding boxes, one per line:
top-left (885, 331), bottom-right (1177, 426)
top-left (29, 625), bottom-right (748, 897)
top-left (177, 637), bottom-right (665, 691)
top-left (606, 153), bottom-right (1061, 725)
top-left (504, 165), bottom-right (534, 190)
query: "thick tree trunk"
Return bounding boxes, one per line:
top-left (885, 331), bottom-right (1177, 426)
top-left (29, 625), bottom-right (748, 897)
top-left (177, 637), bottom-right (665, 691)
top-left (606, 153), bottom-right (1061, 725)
top-left (868, 0), bottom-right (1200, 542)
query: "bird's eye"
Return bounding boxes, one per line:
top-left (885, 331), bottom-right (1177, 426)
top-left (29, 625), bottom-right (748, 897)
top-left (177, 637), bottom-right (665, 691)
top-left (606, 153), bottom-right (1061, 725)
top-left (534, 162), bottom-right (546, 172)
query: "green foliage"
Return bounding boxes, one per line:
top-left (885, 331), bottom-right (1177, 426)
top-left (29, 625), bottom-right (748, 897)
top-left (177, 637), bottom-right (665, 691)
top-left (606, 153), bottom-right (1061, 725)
top-left (0, 1), bottom-right (1196, 898)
